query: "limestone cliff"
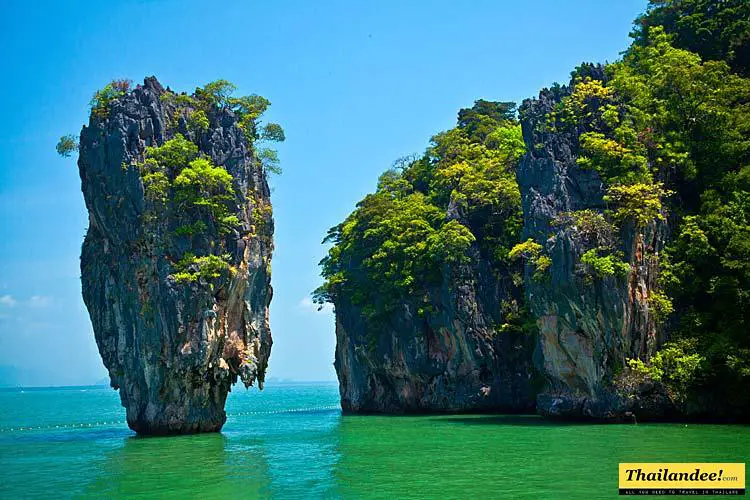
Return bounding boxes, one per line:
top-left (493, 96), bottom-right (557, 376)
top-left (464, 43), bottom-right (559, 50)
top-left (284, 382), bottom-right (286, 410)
top-left (324, 101), bottom-right (537, 413)
top-left (517, 69), bottom-right (670, 419)
top-left (334, 248), bottom-right (537, 413)
top-left (327, 81), bottom-right (674, 419)
top-left (78, 77), bottom-right (274, 434)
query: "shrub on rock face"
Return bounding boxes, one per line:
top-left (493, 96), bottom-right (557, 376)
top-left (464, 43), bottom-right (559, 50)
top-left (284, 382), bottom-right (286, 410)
top-left (134, 133), bottom-right (242, 280)
top-left (604, 182), bottom-right (671, 228)
top-left (134, 83), bottom-right (285, 285)
top-left (579, 249), bottom-right (630, 280)
top-left (508, 239), bottom-right (550, 281)
top-left (143, 134), bottom-right (199, 171)
top-left (90, 79), bottom-right (132, 118)
top-left (173, 253), bottom-right (232, 284)
top-left (624, 339), bottom-right (705, 404)
top-left (187, 110), bottom-right (209, 132)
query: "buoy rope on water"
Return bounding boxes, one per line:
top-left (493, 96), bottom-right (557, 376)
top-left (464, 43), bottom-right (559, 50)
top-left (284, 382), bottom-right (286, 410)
top-left (0, 405), bottom-right (341, 434)
top-left (0, 420), bottom-right (128, 433)
top-left (228, 405), bottom-right (340, 418)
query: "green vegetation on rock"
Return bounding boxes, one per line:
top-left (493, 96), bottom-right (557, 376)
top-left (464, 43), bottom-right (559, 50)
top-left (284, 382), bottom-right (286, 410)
top-left (508, 239), bottom-right (550, 281)
top-left (187, 109), bottom-right (209, 132)
top-left (135, 134), bottom-right (238, 284)
top-left (90, 79), bottom-right (131, 118)
top-left (173, 253), bottom-right (232, 284)
top-left (627, 338), bottom-right (705, 403)
top-left (128, 79), bottom-right (283, 289)
top-left (634, 0), bottom-right (750, 76)
top-left (316, 0), bottom-right (749, 415)
top-left (174, 157), bottom-right (239, 233)
top-left (161, 79), bottom-right (285, 175)
top-left (315, 100), bottom-right (528, 326)
top-left (548, 0), bottom-right (750, 411)
top-left (580, 249), bottom-right (630, 280)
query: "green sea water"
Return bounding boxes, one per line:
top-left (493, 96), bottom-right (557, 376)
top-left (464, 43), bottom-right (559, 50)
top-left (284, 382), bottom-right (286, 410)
top-left (0, 383), bottom-right (747, 499)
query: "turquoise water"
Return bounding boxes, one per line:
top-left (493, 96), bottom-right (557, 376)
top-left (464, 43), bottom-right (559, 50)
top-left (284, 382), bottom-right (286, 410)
top-left (0, 383), bottom-right (748, 499)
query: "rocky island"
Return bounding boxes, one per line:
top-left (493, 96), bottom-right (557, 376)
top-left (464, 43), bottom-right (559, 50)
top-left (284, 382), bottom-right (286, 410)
top-left (316, 0), bottom-right (750, 421)
top-left (67, 77), bottom-right (283, 434)
top-left (315, 102), bottom-right (539, 413)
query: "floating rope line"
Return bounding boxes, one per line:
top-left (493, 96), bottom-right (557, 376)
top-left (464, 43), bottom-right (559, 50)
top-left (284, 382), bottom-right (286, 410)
top-left (0, 405), bottom-right (341, 434)
top-left (228, 405), bottom-right (340, 418)
top-left (0, 420), bottom-right (128, 433)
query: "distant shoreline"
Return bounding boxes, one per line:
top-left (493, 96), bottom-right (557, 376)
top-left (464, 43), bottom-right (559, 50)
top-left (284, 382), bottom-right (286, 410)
top-left (0, 380), bottom-right (340, 392)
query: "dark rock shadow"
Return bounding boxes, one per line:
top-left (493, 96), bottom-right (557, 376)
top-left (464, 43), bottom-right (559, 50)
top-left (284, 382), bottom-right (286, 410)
top-left (438, 414), bottom-right (621, 427)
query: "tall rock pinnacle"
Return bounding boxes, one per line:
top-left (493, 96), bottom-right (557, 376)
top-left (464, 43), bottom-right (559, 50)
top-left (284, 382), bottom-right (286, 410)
top-left (78, 77), bottom-right (275, 434)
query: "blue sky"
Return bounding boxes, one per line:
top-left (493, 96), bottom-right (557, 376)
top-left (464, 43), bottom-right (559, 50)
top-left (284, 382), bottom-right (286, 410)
top-left (0, 0), bottom-right (647, 386)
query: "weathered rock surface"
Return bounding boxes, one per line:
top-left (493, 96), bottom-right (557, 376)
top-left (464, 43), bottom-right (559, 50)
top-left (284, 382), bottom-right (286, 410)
top-left (332, 71), bottom-right (676, 419)
top-left (78, 77), bottom-right (273, 434)
top-left (335, 244), bottom-right (537, 413)
top-left (517, 69), bottom-right (668, 419)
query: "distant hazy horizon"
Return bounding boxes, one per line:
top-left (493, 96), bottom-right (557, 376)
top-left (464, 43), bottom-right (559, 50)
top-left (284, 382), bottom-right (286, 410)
top-left (0, 366), bottom-right (340, 389)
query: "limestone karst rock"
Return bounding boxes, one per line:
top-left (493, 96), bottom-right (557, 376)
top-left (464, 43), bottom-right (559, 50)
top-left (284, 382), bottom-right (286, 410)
top-left (517, 67), bottom-right (669, 418)
top-left (78, 77), bottom-right (274, 434)
top-left (327, 102), bottom-right (538, 413)
top-left (329, 78), bottom-right (672, 419)
top-left (334, 249), bottom-right (537, 413)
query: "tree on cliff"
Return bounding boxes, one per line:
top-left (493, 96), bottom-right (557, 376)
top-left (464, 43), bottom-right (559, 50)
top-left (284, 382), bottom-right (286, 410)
top-left (546, 10), bottom-right (750, 410)
top-left (634, 0), bottom-right (750, 75)
top-left (314, 100), bottom-right (532, 333)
